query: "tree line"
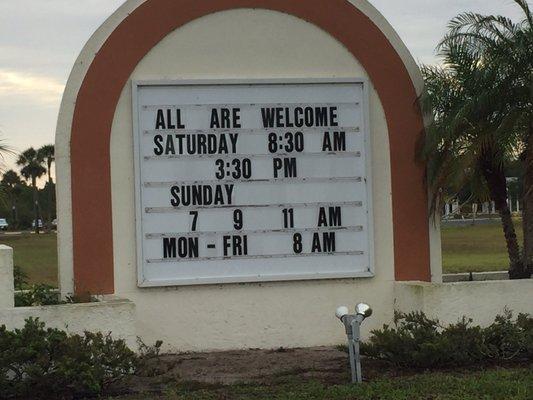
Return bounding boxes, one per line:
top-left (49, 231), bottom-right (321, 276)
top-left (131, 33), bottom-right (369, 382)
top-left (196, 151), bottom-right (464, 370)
top-left (0, 145), bottom-right (55, 233)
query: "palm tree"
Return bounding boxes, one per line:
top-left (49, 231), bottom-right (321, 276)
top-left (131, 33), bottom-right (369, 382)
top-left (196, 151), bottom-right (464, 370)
top-left (1, 170), bottom-right (22, 227)
top-left (440, 0), bottom-right (532, 277)
top-left (38, 144), bottom-right (55, 185)
top-left (421, 0), bottom-right (532, 278)
top-left (17, 148), bottom-right (46, 234)
top-left (38, 144), bottom-right (55, 230)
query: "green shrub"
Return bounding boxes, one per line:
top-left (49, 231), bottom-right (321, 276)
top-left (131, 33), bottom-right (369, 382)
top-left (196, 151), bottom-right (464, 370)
top-left (483, 312), bottom-right (533, 360)
top-left (12, 266), bottom-right (28, 290)
top-left (13, 265), bottom-right (67, 307)
top-left (0, 318), bottom-right (137, 399)
top-left (361, 310), bottom-right (532, 368)
top-left (13, 266), bottom-right (65, 307)
top-left (14, 285), bottom-right (100, 307)
top-left (14, 284), bottom-right (62, 307)
top-left (135, 338), bottom-right (165, 377)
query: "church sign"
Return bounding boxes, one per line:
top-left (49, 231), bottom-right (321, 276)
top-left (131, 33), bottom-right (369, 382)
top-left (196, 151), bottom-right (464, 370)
top-left (56, 0), bottom-right (435, 350)
top-left (133, 80), bottom-right (374, 286)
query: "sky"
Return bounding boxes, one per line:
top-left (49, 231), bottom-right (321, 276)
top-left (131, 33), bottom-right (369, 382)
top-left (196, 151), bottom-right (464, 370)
top-left (0, 0), bottom-right (527, 180)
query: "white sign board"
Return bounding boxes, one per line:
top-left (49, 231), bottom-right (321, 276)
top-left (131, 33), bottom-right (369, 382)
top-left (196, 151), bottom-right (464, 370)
top-left (133, 80), bottom-right (374, 286)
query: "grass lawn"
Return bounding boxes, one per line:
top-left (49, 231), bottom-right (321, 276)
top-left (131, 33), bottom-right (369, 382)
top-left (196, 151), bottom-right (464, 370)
top-left (111, 367), bottom-right (532, 400)
top-left (441, 219), bottom-right (523, 274)
top-left (0, 232), bottom-right (58, 286)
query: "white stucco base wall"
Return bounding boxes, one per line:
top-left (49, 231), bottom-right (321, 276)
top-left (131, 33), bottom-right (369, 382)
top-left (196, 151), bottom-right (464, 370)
top-left (126, 279), bottom-right (397, 352)
top-left (0, 245), bottom-right (14, 309)
top-left (2, 280), bottom-right (531, 353)
top-left (0, 299), bottom-right (137, 349)
top-left (394, 280), bottom-right (533, 326)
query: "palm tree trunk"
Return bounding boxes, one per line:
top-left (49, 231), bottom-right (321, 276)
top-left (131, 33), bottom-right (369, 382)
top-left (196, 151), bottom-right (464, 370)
top-left (481, 157), bottom-right (525, 278)
top-left (46, 159), bottom-right (53, 231)
top-left (45, 185), bottom-right (52, 232)
top-left (522, 122), bottom-right (533, 276)
top-left (11, 198), bottom-right (16, 229)
top-left (32, 176), bottom-right (39, 235)
top-left (48, 159), bottom-right (52, 185)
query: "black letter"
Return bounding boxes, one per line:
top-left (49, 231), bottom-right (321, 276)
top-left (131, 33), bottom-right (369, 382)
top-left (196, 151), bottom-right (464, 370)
top-left (333, 132), bottom-right (346, 151)
top-left (318, 207), bottom-right (328, 227)
top-left (170, 186), bottom-right (180, 206)
top-left (315, 107), bottom-right (327, 126)
top-left (233, 108), bottom-right (241, 128)
top-left (330, 107), bottom-right (339, 126)
top-left (176, 109), bottom-right (185, 129)
top-left (163, 238), bottom-right (177, 258)
top-left (155, 109), bottom-right (166, 129)
top-left (153, 135), bottom-right (164, 155)
top-left (329, 207), bottom-right (342, 227)
top-left (210, 109), bottom-right (220, 128)
top-left (166, 109), bottom-right (176, 129)
top-left (261, 108), bottom-right (276, 128)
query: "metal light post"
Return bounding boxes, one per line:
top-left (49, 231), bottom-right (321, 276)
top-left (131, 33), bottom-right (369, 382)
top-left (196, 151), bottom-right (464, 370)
top-left (335, 303), bottom-right (372, 383)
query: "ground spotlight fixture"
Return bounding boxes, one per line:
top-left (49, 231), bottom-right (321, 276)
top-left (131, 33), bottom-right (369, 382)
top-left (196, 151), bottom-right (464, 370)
top-left (355, 303), bottom-right (372, 319)
top-left (335, 306), bottom-right (350, 320)
top-left (335, 303), bottom-right (372, 383)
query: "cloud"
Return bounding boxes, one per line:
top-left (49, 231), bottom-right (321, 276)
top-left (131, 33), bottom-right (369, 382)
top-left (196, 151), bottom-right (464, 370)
top-left (0, 69), bottom-right (64, 106)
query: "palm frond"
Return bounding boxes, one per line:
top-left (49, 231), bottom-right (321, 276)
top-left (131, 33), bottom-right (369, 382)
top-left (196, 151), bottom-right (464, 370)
top-left (0, 140), bottom-right (16, 160)
top-left (513, 0), bottom-right (533, 28)
top-left (447, 12), bottom-right (518, 38)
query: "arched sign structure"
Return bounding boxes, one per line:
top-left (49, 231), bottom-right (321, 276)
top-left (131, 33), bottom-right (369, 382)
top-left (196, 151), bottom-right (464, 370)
top-left (58, 0), bottom-right (432, 296)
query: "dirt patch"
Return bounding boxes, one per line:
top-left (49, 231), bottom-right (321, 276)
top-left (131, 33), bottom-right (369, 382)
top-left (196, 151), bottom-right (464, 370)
top-left (159, 347), bottom-right (347, 385)
top-left (111, 346), bottom-right (406, 396)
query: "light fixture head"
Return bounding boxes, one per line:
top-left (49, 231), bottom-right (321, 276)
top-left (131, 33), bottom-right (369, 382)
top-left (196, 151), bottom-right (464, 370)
top-left (355, 303), bottom-right (372, 319)
top-left (335, 306), bottom-right (350, 320)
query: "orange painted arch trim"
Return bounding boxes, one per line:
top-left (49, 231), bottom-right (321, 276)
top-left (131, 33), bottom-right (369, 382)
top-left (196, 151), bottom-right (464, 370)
top-left (71, 0), bottom-right (431, 295)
